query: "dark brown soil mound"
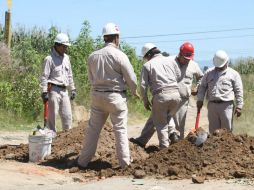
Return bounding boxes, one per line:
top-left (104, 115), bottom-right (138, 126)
top-left (1, 122), bottom-right (254, 180)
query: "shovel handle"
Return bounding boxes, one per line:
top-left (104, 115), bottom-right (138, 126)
top-left (195, 108), bottom-right (201, 130)
top-left (44, 101), bottom-right (48, 128)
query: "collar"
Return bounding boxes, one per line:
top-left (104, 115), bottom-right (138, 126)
top-left (154, 53), bottom-right (162, 58)
top-left (104, 42), bottom-right (118, 48)
top-left (215, 67), bottom-right (228, 75)
top-left (148, 53), bottom-right (162, 61)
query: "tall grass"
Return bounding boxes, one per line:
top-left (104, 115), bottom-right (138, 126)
top-left (233, 58), bottom-right (254, 135)
top-left (233, 74), bottom-right (254, 136)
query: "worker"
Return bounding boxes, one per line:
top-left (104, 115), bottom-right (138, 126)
top-left (78, 23), bottom-right (139, 169)
top-left (197, 50), bottom-right (243, 133)
top-left (139, 43), bottom-right (181, 148)
top-left (130, 42), bottom-right (203, 147)
top-left (40, 33), bottom-right (76, 132)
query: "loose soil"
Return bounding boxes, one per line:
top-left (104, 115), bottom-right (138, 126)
top-left (1, 120), bottom-right (254, 181)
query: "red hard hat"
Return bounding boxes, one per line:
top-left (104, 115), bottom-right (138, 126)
top-left (179, 42), bottom-right (194, 60)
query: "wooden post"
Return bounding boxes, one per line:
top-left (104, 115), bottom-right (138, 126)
top-left (5, 0), bottom-right (12, 48)
top-left (4, 11), bottom-right (11, 48)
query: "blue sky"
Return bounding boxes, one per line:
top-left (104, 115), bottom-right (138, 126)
top-left (0, 0), bottom-right (253, 67)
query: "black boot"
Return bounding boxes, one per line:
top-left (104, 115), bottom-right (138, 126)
top-left (129, 137), bottom-right (145, 148)
top-left (169, 132), bottom-right (179, 144)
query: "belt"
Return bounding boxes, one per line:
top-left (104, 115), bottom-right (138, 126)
top-left (153, 88), bottom-right (178, 96)
top-left (49, 83), bottom-right (67, 89)
top-left (95, 90), bottom-right (126, 93)
top-left (210, 100), bottom-right (233, 104)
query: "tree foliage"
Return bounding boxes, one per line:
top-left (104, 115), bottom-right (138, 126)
top-left (0, 21), bottom-right (145, 120)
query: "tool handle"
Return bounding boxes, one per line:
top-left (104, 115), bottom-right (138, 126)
top-left (195, 108), bottom-right (201, 130)
top-left (43, 101), bottom-right (48, 128)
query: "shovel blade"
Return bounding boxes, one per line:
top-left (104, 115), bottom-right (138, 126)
top-left (195, 131), bottom-right (208, 146)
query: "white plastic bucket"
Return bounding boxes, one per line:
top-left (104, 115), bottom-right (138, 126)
top-left (29, 135), bottom-right (52, 162)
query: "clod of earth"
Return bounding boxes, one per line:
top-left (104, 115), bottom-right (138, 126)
top-left (1, 122), bottom-right (254, 180)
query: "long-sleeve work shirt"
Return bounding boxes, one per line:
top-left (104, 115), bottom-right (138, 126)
top-left (197, 67), bottom-right (244, 109)
top-left (40, 48), bottom-right (75, 92)
top-left (87, 43), bottom-right (137, 95)
top-left (140, 54), bottom-right (180, 102)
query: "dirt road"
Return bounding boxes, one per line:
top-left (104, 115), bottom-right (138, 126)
top-left (0, 98), bottom-right (253, 190)
top-left (0, 160), bottom-right (253, 190)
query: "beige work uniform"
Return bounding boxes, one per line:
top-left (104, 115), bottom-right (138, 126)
top-left (174, 57), bottom-right (203, 139)
top-left (136, 116), bottom-right (175, 146)
top-left (140, 54), bottom-right (181, 148)
top-left (40, 48), bottom-right (75, 132)
top-left (78, 43), bottom-right (137, 169)
top-left (197, 67), bottom-right (243, 133)
top-left (136, 56), bottom-right (203, 145)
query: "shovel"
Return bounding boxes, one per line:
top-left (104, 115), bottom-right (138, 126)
top-left (195, 108), bottom-right (201, 130)
top-left (187, 108), bottom-right (208, 146)
top-left (32, 100), bottom-right (48, 135)
top-left (43, 100), bottom-right (48, 128)
top-left (194, 108), bottom-right (208, 146)
top-left (43, 83), bottom-right (52, 129)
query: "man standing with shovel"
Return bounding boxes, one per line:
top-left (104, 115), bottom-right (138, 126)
top-left (40, 33), bottom-right (76, 132)
top-left (197, 50), bottom-right (243, 133)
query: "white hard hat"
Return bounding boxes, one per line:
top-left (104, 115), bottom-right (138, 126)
top-left (54, 33), bottom-right (71, 46)
top-left (213, 50), bottom-right (229, 68)
top-left (102, 23), bottom-right (120, 36)
top-left (141, 43), bottom-right (156, 57)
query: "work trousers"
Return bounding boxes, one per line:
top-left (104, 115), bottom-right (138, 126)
top-left (78, 91), bottom-right (130, 168)
top-left (135, 97), bottom-right (188, 146)
top-left (207, 101), bottom-right (234, 133)
top-left (152, 91), bottom-right (180, 148)
top-left (135, 115), bottom-right (175, 146)
top-left (173, 98), bottom-right (189, 139)
top-left (48, 85), bottom-right (72, 132)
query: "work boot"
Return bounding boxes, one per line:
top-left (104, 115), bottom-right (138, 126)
top-left (169, 132), bottom-right (179, 144)
top-left (129, 137), bottom-right (145, 148)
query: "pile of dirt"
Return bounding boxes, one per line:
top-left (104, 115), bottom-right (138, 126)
top-left (1, 122), bottom-right (254, 180)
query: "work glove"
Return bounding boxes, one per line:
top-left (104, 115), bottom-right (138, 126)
top-left (196, 100), bottom-right (203, 110)
top-left (234, 107), bottom-right (242, 117)
top-left (143, 99), bottom-right (152, 111)
top-left (41, 92), bottom-right (48, 103)
top-left (70, 89), bottom-right (77, 100)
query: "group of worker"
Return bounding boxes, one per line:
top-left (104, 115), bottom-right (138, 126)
top-left (40, 22), bottom-right (243, 169)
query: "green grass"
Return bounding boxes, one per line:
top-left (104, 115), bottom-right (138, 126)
top-left (234, 119), bottom-right (254, 136)
top-left (232, 74), bottom-right (254, 136)
top-left (0, 109), bottom-right (73, 132)
top-left (0, 109), bottom-right (40, 131)
top-left (127, 96), bottom-right (150, 125)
